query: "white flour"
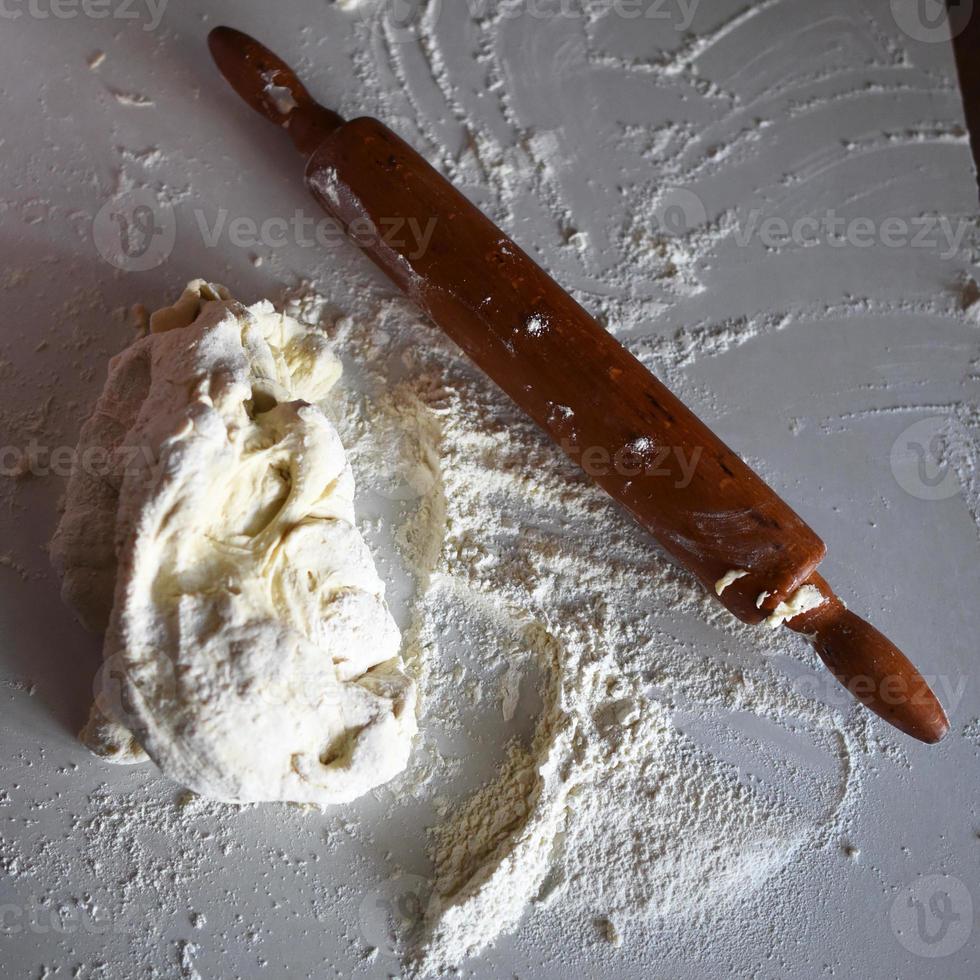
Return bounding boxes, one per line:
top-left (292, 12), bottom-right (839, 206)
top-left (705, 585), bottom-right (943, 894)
top-left (0, 2), bottom-right (977, 977)
top-left (281, 285), bottom-right (872, 971)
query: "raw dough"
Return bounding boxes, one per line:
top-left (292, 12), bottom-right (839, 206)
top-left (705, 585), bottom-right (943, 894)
top-left (714, 568), bottom-right (748, 596)
top-left (51, 281), bottom-right (416, 804)
top-left (762, 584), bottom-right (826, 629)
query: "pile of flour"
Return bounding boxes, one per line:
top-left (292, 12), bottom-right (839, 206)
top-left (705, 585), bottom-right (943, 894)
top-left (283, 285), bottom-right (873, 972)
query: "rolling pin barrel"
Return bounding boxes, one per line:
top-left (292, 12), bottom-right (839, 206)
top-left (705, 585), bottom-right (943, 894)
top-left (305, 117), bottom-right (825, 624)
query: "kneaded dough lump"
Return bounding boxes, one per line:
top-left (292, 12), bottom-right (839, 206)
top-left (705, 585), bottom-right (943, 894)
top-left (51, 281), bottom-right (417, 804)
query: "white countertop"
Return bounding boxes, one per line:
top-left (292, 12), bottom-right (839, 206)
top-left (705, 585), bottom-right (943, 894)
top-left (0, 1), bottom-right (977, 977)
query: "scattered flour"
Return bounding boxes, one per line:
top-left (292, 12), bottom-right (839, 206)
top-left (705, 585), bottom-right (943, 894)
top-left (285, 286), bottom-right (870, 972)
top-left (1, 3), bottom-right (977, 978)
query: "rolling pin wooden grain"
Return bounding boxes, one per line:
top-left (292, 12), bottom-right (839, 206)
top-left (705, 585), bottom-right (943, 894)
top-left (208, 26), bottom-right (949, 743)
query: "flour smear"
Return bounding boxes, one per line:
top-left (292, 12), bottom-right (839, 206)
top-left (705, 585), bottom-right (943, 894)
top-left (282, 283), bottom-right (874, 973)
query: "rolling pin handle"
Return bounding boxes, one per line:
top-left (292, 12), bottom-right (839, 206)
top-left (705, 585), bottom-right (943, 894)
top-left (207, 26), bottom-right (345, 154)
top-left (786, 574), bottom-right (950, 743)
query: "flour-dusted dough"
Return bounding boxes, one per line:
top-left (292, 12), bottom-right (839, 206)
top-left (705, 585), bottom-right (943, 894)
top-left (51, 281), bottom-right (416, 804)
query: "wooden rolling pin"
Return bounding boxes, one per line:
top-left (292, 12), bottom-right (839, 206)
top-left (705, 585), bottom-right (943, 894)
top-left (208, 27), bottom-right (949, 743)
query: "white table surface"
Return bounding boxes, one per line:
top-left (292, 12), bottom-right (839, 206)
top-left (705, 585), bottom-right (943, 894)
top-left (0, 1), bottom-right (977, 977)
